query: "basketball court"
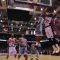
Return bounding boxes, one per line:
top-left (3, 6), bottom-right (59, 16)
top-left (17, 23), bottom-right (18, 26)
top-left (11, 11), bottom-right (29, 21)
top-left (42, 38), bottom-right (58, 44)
top-left (0, 55), bottom-right (60, 60)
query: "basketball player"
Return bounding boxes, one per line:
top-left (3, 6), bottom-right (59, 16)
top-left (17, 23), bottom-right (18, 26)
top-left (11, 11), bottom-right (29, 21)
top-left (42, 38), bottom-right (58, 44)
top-left (18, 34), bottom-right (28, 60)
top-left (6, 34), bottom-right (17, 59)
top-left (44, 17), bottom-right (60, 54)
top-left (30, 43), bottom-right (39, 60)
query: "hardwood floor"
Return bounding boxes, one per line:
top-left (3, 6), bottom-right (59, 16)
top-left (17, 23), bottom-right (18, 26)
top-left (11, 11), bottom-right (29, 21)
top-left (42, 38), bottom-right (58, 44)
top-left (0, 55), bottom-right (60, 60)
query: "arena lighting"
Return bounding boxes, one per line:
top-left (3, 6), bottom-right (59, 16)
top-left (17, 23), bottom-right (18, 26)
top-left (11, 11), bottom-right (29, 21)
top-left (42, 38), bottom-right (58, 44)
top-left (54, 10), bottom-right (57, 13)
top-left (2, 0), bottom-right (5, 2)
top-left (34, 17), bottom-right (37, 20)
top-left (14, 7), bottom-right (34, 12)
top-left (19, 29), bottom-right (20, 32)
top-left (0, 39), bottom-right (6, 41)
top-left (26, 30), bottom-right (29, 35)
top-left (11, 23), bottom-right (13, 26)
top-left (3, 25), bottom-right (4, 27)
top-left (30, 23), bottom-right (33, 25)
top-left (40, 40), bottom-right (49, 42)
top-left (41, 8), bottom-right (43, 11)
top-left (0, 20), bottom-right (3, 22)
top-left (21, 24), bottom-right (22, 26)
top-left (34, 30), bottom-right (35, 35)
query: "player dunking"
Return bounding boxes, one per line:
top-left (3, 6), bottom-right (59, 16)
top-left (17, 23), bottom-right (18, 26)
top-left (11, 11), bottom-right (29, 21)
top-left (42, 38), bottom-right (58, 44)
top-left (44, 17), bottom-right (60, 54)
top-left (30, 43), bottom-right (39, 60)
top-left (18, 34), bottom-right (28, 60)
top-left (6, 34), bottom-right (17, 59)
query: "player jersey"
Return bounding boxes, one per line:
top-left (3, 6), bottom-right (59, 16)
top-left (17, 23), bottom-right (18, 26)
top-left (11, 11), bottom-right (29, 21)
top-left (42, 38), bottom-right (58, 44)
top-left (19, 37), bottom-right (27, 47)
top-left (45, 26), bottom-right (54, 38)
top-left (8, 38), bottom-right (15, 47)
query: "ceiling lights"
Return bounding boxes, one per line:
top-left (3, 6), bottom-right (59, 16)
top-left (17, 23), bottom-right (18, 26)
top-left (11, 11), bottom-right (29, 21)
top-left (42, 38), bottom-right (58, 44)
top-left (41, 8), bottom-right (43, 11)
top-left (2, 0), bottom-right (5, 2)
top-left (54, 10), bottom-right (56, 14)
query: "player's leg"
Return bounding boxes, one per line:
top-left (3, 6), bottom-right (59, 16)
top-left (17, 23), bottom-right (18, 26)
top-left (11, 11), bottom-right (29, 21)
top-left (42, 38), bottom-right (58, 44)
top-left (48, 38), bottom-right (55, 54)
top-left (6, 47), bottom-right (11, 59)
top-left (18, 46), bottom-right (22, 59)
top-left (35, 45), bottom-right (39, 60)
top-left (24, 55), bottom-right (28, 60)
top-left (12, 47), bottom-right (17, 58)
top-left (6, 46), bottom-right (9, 59)
top-left (50, 38), bottom-right (59, 54)
top-left (30, 55), bottom-right (33, 60)
top-left (53, 38), bottom-right (60, 53)
top-left (24, 47), bottom-right (28, 60)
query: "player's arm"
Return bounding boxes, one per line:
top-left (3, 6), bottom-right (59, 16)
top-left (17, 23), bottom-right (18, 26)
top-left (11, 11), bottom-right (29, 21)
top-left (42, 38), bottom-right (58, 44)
top-left (15, 39), bottom-right (19, 45)
top-left (7, 38), bottom-right (10, 44)
top-left (18, 38), bottom-right (22, 45)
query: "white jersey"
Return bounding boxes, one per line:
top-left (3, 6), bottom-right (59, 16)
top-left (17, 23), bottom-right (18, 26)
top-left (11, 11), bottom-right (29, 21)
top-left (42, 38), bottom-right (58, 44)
top-left (8, 38), bottom-right (15, 47)
top-left (19, 37), bottom-right (27, 46)
top-left (45, 26), bottom-right (54, 38)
